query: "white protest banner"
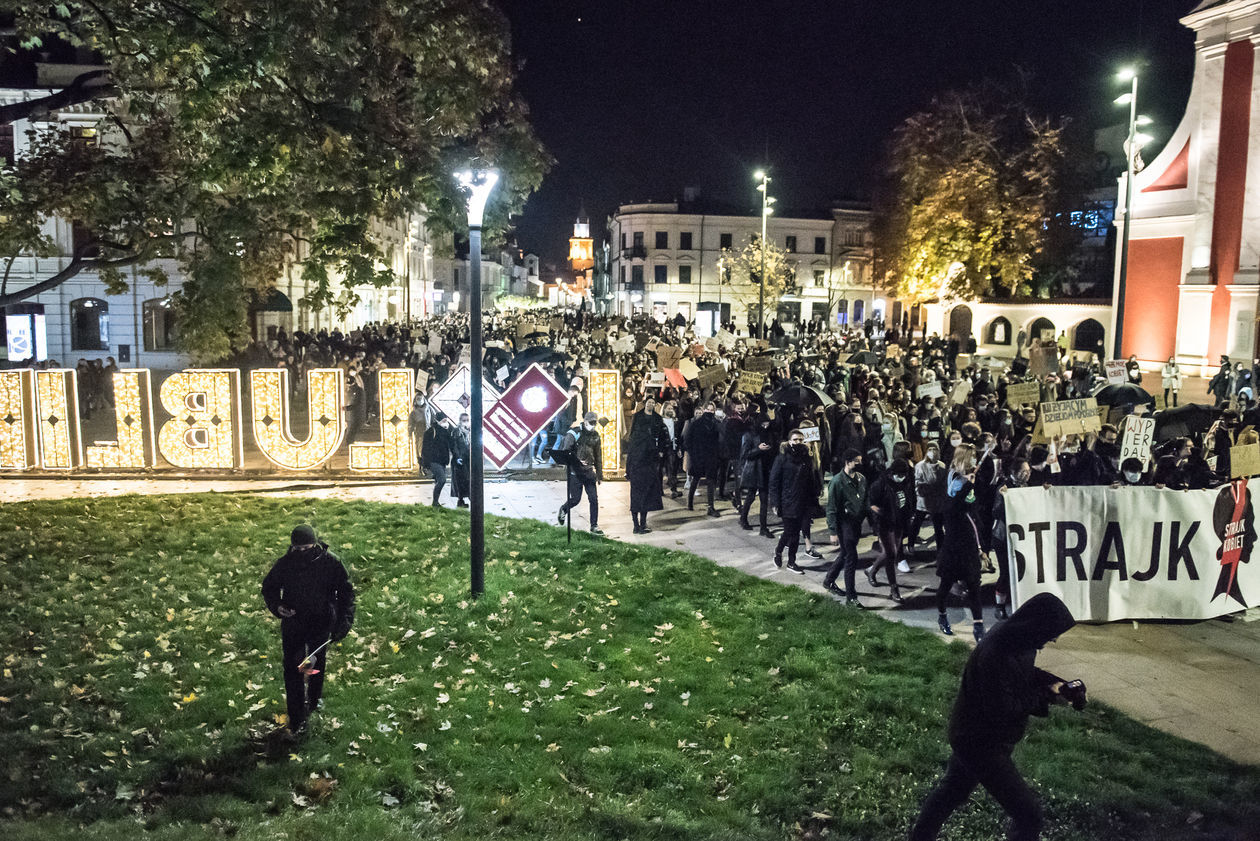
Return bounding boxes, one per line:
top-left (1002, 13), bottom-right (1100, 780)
top-left (1120, 415), bottom-right (1156, 470)
top-left (1003, 483), bottom-right (1260, 621)
top-left (1039, 397), bottom-right (1102, 437)
top-left (1105, 360), bottom-right (1127, 385)
top-left (917, 381), bottom-right (944, 400)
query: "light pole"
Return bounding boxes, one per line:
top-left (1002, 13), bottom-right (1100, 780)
top-left (1113, 68), bottom-right (1152, 360)
top-left (455, 168), bottom-right (499, 598)
top-left (755, 170), bottom-right (775, 338)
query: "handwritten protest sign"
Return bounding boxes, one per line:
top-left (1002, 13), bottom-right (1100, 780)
top-left (645, 372), bottom-right (666, 388)
top-left (697, 364), bottom-right (728, 389)
top-left (716, 329), bottom-right (736, 348)
top-left (428, 334), bottom-right (443, 355)
top-left (1006, 381), bottom-right (1042, 408)
top-left (705, 337), bottom-right (719, 352)
top-left (951, 379), bottom-right (972, 404)
top-left (656, 345), bottom-right (684, 369)
top-left (1105, 360), bottom-right (1127, 385)
top-left (1029, 345), bottom-right (1059, 378)
top-left (614, 335), bottom-right (636, 354)
top-left (801, 426), bottom-right (820, 443)
top-left (1231, 443), bottom-right (1260, 478)
top-left (677, 359), bottom-right (700, 381)
top-left (1039, 397), bottom-right (1102, 437)
top-left (1120, 415), bottom-right (1156, 470)
top-left (737, 371), bottom-right (767, 395)
top-left (742, 356), bottom-right (774, 374)
top-left (917, 381), bottom-right (944, 400)
top-left (415, 370), bottom-right (429, 392)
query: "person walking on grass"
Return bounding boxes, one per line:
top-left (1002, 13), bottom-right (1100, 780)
top-left (937, 443), bottom-right (986, 641)
top-left (769, 428), bottom-right (822, 575)
top-left (421, 416), bottom-right (453, 507)
top-left (824, 448), bottom-right (868, 608)
top-left (908, 593), bottom-right (1085, 841)
top-left (262, 524), bottom-right (356, 737)
top-left (556, 411), bottom-right (605, 535)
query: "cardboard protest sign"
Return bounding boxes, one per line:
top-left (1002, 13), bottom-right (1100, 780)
top-left (677, 359), bottom-right (700, 381)
top-left (1005, 381), bottom-right (1042, 408)
top-left (1231, 443), bottom-right (1260, 478)
top-left (550, 317), bottom-right (563, 333)
top-left (614, 335), bottom-right (637, 354)
top-left (428, 334), bottom-right (443, 355)
top-left (592, 328), bottom-right (606, 344)
top-left (716, 329), bottom-right (736, 348)
top-left (742, 356), bottom-right (774, 374)
top-left (1120, 415), bottom-right (1156, 470)
top-left (1039, 397), bottom-right (1102, 437)
top-left (645, 336), bottom-right (661, 351)
top-left (801, 426), bottom-right (821, 443)
top-left (656, 344), bottom-right (684, 369)
top-left (1105, 360), bottom-right (1127, 385)
top-left (1028, 345), bottom-right (1059, 378)
top-left (917, 381), bottom-right (944, 400)
top-left (697, 364), bottom-right (728, 389)
top-left (951, 379), bottom-right (972, 404)
top-left (737, 371), bottom-right (767, 395)
top-left (663, 369), bottom-right (688, 389)
top-left (705, 337), bottom-right (719, 352)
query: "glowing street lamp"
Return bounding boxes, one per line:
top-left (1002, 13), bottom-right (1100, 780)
top-left (755, 170), bottom-right (776, 338)
top-left (1112, 68), bottom-right (1150, 360)
top-left (454, 168), bottom-right (499, 598)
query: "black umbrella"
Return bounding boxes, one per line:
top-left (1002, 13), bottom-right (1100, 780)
top-left (846, 351), bottom-right (881, 367)
top-left (510, 345), bottom-right (571, 371)
top-left (1094, 382), bottom-right (1156, 409)
top-left (482, 347), bottom-right (511, 369)
top-left (1154, 403), bottom-right (1220, 443)
top-left (769, 384), bottom-right (836, 408)
top-left (524, 330), bottom-right (551, 341)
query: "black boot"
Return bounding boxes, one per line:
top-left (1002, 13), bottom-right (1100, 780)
top-left (938, 612), bottom-right (953, 635)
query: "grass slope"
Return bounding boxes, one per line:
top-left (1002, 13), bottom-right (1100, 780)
top-left (0, 494), bottom-right (1257, 841)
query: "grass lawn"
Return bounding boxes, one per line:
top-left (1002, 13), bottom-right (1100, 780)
top-left (1, 494), bottom-right (1257, 841)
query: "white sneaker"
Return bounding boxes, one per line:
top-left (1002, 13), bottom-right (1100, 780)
top-left (897, 560), bottom-right (911, 574)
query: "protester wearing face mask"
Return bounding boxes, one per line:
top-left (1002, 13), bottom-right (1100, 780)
top-left (450, 413), bottom-right (472, 508)
top-left (1118, 457), bottom-right (1147, 487)
top-left (769, 429), bottom-right (822, 575)
top-left (910, 443), bottom-right (947, 563)
top-left (992, 457), bottom-right (1031, 620)
top-left (866, 458), bottom-right (915, 603)
top-left (738, 412), bottom-right (779, 537)
top-left (683, 402), bottom-right (723, 517)
top-left (555, 411), bottom-right (605, 535)
top-left (938, 443), bottom-right (986, 641)
top-left (825, 448), bottom-right (869, 608)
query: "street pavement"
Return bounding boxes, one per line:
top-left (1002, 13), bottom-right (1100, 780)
top-left (2, 463), bottom-right (1259, 765)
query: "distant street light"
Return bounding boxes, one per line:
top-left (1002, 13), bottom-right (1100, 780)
top-left (755, 171), bottom-right (775, 338)
top-left (454, 168), bottom-right (499, 598)
top-left (1113, 69), bottom-right (1149, 360)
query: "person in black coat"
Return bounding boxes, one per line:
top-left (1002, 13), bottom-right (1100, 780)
top-left (683, 402), bottom-right (723, 517)
top-left (626, 396), bottom-right (670, 533)
top-left (866, 458), bottom-right (915, 603)
top-left (450, 413), bottom-right (471, 507)
top-left (938, 443), bottom-right (986, 640)
top-left (421, 417), bottom-right (453, 506)
top-left (738, 412), bottom-right (779, 537)
top-left (909, 593), bottom-right (1082, 841)
top-left (769, 429), bottom-right (822, 573)
top-left (718, 404), bottom-right (749, 501)
top-left (262, 524), bottom-right (356, 735)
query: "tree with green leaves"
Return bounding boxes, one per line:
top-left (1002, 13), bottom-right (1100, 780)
top-left (0, 0), bottom-right (550, 360)
top-left (721, 238), bottom-right (795, 325)
top-left (872, 84), bottom-right (1065, 305)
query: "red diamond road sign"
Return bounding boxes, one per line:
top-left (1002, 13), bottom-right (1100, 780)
top-left (481, 363), bottom-right (568, 468)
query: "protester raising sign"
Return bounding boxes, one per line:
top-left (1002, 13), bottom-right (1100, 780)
top-left (1039, 397), bottom-right (1102, 437)
top-left (1028, 345), bottom-right (1059, 378)
top-left (1005, 381), bottom-right (1041, 409)
top-left (696, 364), bottom-right (728, 389)
top-left (1120, 415), bottom-right (1156, 470)
top-left (1105, 360), bottom-right (1127, 385)
top-left (742, 356), bottom-right (774, 374)
top-left (737, 371), bottom-right (767, 395)
top-left (916, 380), bottom-right (944, 400)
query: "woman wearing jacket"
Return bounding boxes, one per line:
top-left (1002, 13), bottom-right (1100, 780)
top-left (769, 429), bottom-right (822, 574)
top-left (1160, 357), bottom-right (1182, 407)
top-left (738, 412), bottom-right (778, 537)
top-left (866, 458), bottom-right (915, 603)
top-left (938, 443), bottom-right (986, 641)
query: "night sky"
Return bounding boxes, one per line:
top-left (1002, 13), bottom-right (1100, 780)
top-left (501, 0), bottom-right (1200, 268)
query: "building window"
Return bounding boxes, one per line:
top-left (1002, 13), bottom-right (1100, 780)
top-left (813, 269), bottom-right (825, 287)
top-left (620, 232), bottom-right (626, 250)
top-left (785, 235), bottom-right (797, 253)
top-left (654, 265), bottom-right (668, 284)
top-left (70, 298), bottom-right (109, 350)
top-left (69, 125), bottom-right (98, 147)
top-left (0, 124), bottom-right (14, 165)
top-left (679, 231), bottom-right (693, 250)
top-left (815, 236), bottom-right (826, 254)
top-left (630, 265), bottom-right (644, 290)
top-left (143, 298), bottom-right (179, 351)
top-left (986, 316), bottom-right (1012, 345)
top-left (633, 231), bottom-right (644, 248)
top-left (719, 232), bottom-right (732, 249)
top-left (837, 300), bottom-right (848, 325)
top-left (853, 300), bottom-right (865, 323)
top-left (678, 265), bottom-right (692, 284)
top-left (619, 265), bottom-right (626, 286)
top-left (655, 231), bottom-right (668, 249)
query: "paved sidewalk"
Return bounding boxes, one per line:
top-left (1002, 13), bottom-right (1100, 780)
top-left (2, 474), bottom-right (1258, 765)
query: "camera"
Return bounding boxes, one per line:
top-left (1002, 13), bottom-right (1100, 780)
top-left (1058, 679), bottom-right (1087, 711)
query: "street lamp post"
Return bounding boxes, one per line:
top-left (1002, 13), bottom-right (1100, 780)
top-left (455, 168), bottom-right (499, 598)
top-left (1113, 69), bottom-right (1151, 360)
top-left (755, 171), bottom-right (775, 338)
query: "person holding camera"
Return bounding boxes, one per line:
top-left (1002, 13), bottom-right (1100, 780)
top-left (908, 592), bottom-right (1084, 841)
top-left (262, 525), bottom-right (356, 736)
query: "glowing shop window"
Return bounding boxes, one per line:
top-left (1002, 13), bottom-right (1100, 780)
top-left (0, 369), bottom-right (38, 469)
top-left (251, 368), bottom-right (346, 470)
top-left (85, 370), bottom-right (155, 469)
top-left (587, 369), bottom-right (622, 475)
top-left (349, 369), bottom-right (415, 471)
top-left (35, 369), bottom-right (82, 469)
top-left (156, 369), bottom-right (243, 469)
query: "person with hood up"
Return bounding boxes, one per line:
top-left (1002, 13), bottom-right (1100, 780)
top-left (262, 524), bottom-right (357, 736)
top-left (769, 428), bottom-right (822, 575)
top-left (625, 396), bottom-right (670, 534)
top-left (908, 593), bottom-right (1084, 841)
top-left (866, 458), bottom-right (915, 603)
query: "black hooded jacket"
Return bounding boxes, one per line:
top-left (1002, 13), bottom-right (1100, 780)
top-left (948, 593), bottom-right (1076, 749)
top-left (262, 543), bottom-right (356, 639)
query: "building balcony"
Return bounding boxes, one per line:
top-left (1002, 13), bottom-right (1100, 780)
top-left (621, 245), bottom-right (647, 260)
